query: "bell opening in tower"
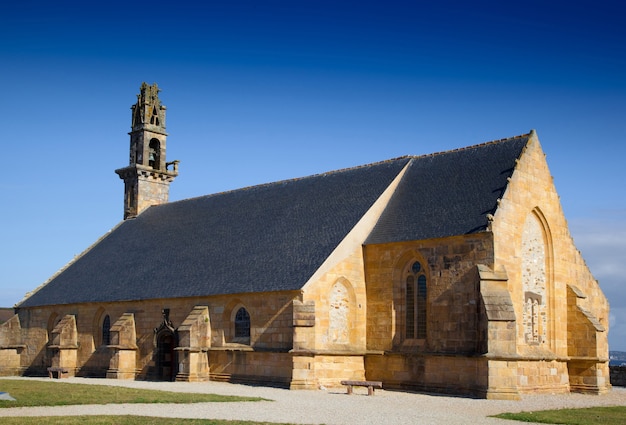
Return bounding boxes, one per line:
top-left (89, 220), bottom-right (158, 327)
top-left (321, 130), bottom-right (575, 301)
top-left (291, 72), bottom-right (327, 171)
top-left (149, 139), bottom-right (161, 170)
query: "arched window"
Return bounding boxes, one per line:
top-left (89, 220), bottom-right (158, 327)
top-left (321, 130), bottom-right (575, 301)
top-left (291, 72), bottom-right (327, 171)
top-left (148, 139), bottom-right (161, 169)
top-left (150, 106), bottom-right (160, 126)
top-left (522, 212), bottom-right (548, 345)
top-left (329, 282), bottom-right (350, 344)
top-left (234, 307), bottom-right (250, 339)
top-left (406, 261), bottom-right (427, 339)
top-left (102, 315), bottom-right (111, 346)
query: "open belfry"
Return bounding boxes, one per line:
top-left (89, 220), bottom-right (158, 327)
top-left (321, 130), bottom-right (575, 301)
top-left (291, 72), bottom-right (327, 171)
top-left (1, 83), bottom-right (610, 399)
top-left (115, 82), bottom-right (179, 219)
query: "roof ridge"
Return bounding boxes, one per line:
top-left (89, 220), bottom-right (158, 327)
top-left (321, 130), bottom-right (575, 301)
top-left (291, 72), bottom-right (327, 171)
top-left (163, 132), bottom-right (533, 208)
top-left (411, 131), bottom-right (533, 160)
top-left (168, 156), bottom-right (412, 205)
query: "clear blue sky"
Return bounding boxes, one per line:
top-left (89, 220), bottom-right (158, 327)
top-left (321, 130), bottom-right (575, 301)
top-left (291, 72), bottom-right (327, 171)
top-left (1, 1), bottom-right (625, 350)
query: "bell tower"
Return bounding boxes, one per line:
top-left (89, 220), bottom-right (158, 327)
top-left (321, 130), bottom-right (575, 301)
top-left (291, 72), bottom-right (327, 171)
top-left (115, 82), bottom-right (179, 219)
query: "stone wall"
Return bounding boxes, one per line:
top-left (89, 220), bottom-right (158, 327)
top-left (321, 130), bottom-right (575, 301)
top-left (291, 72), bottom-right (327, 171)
top-left (517, 359), bottom-right (569, 393)
top-left (0, 314), bottom-right (24, 376)
top-left (610, 366), bottom-right (626, 387)
top-left (17, 290), bottom-right (299, 381)
top-left (365, 353), bottom-right (487, 396)
top-left (363, 233), bottom-right (497, 396)
top-left (364, 233), bottom-right (494, 354)
top-left (209, 349), bottom-right (292, 386)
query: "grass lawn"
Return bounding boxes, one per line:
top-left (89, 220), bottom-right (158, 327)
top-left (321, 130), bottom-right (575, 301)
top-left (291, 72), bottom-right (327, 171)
top-left (492, 406), bottom-right (626, 425)
top-left (0, 379), bottom-right (267, 408)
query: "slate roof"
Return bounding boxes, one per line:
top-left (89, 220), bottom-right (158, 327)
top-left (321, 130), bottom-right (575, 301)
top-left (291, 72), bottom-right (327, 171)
top-left (18, 133), bottom-right (530, 308)
top-left (18, 158), bottom-right (410, 307)
top-left (366, 133), bottom-right (529, 243)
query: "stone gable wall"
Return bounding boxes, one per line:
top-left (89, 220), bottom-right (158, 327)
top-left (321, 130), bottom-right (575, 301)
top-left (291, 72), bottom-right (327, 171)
top-left (491, 134), bottom-right (610, 394)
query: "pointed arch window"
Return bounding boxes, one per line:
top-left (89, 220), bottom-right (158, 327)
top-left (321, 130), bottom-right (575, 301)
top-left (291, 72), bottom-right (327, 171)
top-left (329, 281), bottom-right (350, 344)
top-left (406, 261), bottom-right (427, 339)
top-left (522, 212), bottom-right (549, 345)
top-left (102, 315), bottom-right (111, 346)
top-left (150, 106), bottom-right (160, 126)
top-left (234, 307), bottom-right (250, 339)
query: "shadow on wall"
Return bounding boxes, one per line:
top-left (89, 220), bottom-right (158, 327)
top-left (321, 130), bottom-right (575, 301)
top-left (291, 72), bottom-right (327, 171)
top-left (22, 346), bottom-right (51, 377)
top-left (79, 345), bottom-right (112, 378)
top-left (428, 266), bottom-right (482, 354)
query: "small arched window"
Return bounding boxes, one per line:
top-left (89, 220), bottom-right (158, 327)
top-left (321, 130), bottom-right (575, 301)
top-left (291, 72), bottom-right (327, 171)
top-left (102, 315), bottom-right (111, 346)
top-left (406, 261), bottom-right (427, 339)
top-left (148, 139), bottom-right (161, 170)
top-left (234, 307), bottom-right (251, 339)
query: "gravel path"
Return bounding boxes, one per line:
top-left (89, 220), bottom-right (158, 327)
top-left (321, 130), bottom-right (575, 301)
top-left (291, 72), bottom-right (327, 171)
top-left (1, 377), bottom-right (625, 424)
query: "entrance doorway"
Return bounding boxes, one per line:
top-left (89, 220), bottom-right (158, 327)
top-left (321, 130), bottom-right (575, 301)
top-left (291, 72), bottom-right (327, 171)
top-left (156, 331), bottom-right (176, 381)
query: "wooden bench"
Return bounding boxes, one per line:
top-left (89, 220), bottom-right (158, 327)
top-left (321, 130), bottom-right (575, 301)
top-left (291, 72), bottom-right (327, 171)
top-left (47, 367), bottom-right (69, 379)
top-left (340, 380), bottom-right (383, 396)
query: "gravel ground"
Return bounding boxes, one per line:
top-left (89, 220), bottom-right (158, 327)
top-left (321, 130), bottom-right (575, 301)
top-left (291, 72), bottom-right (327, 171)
top-left (1, 377), bottom-right (625, 425)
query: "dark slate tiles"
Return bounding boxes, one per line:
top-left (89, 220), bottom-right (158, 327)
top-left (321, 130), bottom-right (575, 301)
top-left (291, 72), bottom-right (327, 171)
top-left (19, 158), bottom-right (410, 307)
top-left (365, 135), bottom-right (529, 244)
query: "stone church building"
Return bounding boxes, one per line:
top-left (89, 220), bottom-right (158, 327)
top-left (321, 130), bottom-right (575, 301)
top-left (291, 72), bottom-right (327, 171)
top-left (0, 83), bottom-right (610, 399)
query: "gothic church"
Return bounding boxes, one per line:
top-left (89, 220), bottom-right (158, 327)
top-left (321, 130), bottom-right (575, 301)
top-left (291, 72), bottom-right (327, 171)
top-left (0, 83), bottom-right (610, 399)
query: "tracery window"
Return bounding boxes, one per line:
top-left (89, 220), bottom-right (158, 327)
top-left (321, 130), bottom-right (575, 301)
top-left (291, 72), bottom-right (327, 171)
top-left (234, 307), bottom-right (250, 339)
top-left (523, 294), bottom-right (542, 343)
top-left (522, 213), bottom-right (548, 345)
top-left (102, 315), bottom-right (111, 346)
top-left (406, 261), bottom-right (427, 339)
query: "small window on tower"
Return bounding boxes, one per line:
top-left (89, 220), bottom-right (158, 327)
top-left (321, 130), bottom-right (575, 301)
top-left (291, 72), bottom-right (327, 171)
top-left (150, 106), bottom-right (161, 125)
top-left (150, 106), bottom-right (160, 126)
top-left (149, 139), bottom-right (161, 170)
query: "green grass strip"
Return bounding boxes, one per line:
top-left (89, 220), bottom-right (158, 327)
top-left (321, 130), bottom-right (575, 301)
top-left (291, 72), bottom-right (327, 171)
top-left (492, 405), bottom-right (626, 425)
top-left (0, 379), bottom-right (267, 408)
